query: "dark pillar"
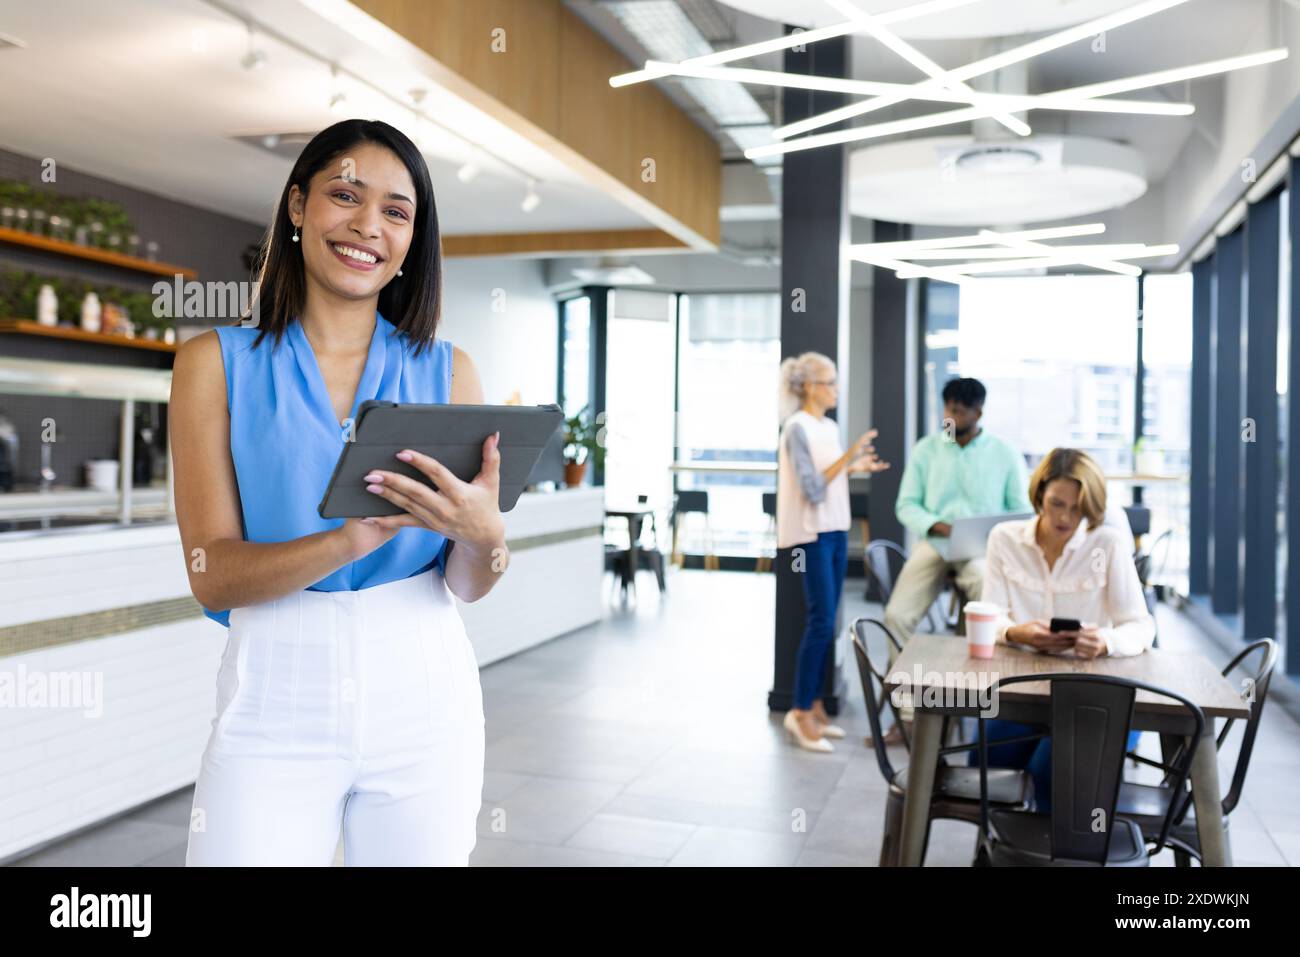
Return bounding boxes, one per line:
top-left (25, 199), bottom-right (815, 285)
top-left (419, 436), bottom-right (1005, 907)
top-left (588, 286), bottom-right (609, 486)
top-left (868, 220), bottom-right (914, 546)
top-left (1133, 275), bottom-right (1146, 506)
top-left (1189, 255), bottom-right (1214, 596)
top-left (770, 28), bottom-right (851, 715)
top-left (1243, 194), bottom-right (1280, 643)
top-left (1287, 182), bottom-right (1300, 674)
top-left (1211, 228), bottom-right (1244, 616)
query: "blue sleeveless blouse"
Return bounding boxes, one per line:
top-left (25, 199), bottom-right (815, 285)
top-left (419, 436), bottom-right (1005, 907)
top-left (203, 313), bottom-right (454, 628)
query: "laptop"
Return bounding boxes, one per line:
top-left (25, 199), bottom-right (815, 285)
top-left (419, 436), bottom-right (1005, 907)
top-left (927, 511), bottom-right (1034, 562)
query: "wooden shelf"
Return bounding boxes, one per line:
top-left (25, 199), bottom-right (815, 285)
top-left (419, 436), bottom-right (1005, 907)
top-left (0, 318), bottom-right (177, 353)
top-left (0, 226), bottom-right (197, 280)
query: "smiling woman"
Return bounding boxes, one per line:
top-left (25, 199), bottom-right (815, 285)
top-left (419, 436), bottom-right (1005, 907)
top-left (168, 119), bottom-right (502, 867)
top-left (249, 119), bottom-right (441, 354)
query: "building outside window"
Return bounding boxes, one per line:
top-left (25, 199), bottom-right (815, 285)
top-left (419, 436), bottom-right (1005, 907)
top-left (675, 292), bottom-right (781, 557)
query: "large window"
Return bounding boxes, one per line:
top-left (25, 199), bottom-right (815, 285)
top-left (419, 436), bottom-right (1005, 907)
top-left (560, 295), bottom-right (592, 419)
top-left (922, 281), bottom-right (960, 436)
top-left (945, 275), bottom-right (1140, 475)
top-left (602, 290), bottom-right (676, 513)
top-left (1142, 272), bottom-right (1194, 591)
top-left (921, 273), bottom-right (1198, 588)
top-left (675, 292), bottom-right (781, 556)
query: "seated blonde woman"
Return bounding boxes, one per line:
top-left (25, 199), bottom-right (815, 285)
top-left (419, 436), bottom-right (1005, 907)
top-left (973, 447), bottom-right (1155, 809)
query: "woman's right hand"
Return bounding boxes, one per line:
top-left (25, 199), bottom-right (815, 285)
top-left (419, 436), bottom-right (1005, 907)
top-left (336, 516), bottom-right (401, 562)
top-left (1005, 620), bottom-right (1075, 652)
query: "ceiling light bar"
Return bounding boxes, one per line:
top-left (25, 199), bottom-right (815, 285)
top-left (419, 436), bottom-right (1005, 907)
top-left (847, 251), bottom-right (967, 285)
top-left (895, 245), bottom-right (1179, 277)
top-left (978, 229), bottom-right (1140, 276)
top-left (643, 61), bottom-right (1190, 116)
top-left (1038, 48), bottom-right (1289, 103)
top-left (902, 244), bottom-right (1157, 261)
top-left (825, 0), bottom-right (1028, 137)
top-left (752, 105), bottom-right (987, 156)
top-left (848, 223), bottom-right (1107, 255)
top-left (608, 0), bottom-right (986, 87)
top-left (745, 48), bottom-right (1286, 159)
top-left (777, 0), bottom-right (1192, 139)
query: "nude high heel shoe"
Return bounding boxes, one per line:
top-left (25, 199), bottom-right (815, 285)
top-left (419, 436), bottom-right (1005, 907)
top-left (784, 710), bottom-right (834, 753)
top-left (817, 721), bottom-right (846, 739)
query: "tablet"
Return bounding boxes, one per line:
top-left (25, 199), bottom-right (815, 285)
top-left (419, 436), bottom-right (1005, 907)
top-left (317, 399), bottom-right (565, 519)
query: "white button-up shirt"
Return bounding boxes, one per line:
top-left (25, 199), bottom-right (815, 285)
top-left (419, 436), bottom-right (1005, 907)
top-left (982, 516), bottom-right (1155, 657)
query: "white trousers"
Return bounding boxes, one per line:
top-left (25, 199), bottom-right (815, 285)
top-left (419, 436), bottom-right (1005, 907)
top-left (186, 571), bottom-right (485, 866)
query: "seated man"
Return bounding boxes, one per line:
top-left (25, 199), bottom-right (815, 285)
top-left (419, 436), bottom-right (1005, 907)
top-left (884, 377), bottom-right (1030, 651)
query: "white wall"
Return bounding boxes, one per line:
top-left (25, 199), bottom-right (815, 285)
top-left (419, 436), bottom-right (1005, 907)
top-left (438, 256), bottom-right (559, 406)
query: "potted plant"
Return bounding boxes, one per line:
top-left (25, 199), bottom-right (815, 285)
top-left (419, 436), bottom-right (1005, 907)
top-left (1133, 437), bottom-right (1163, 476)
top-left (562, 405), bottom-right (605, 487)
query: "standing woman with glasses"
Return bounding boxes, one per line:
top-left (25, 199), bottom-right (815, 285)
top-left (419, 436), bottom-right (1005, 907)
top-left (776, 353), bottom-right (889, 753)
top-left (171, 119), bottom-right (503, 865)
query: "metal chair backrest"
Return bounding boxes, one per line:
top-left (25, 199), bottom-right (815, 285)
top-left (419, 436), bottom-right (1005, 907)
top-left (1136, 529), bottom-right (1174, 587)
top-left (977, 673), bottom-right (1204, 863)
top-left (864, 540), bottom-right (908, 606)
top-left (1142, 586), bottom-right (1160, 648)
top-left (674, 490), bottom-right (709, 516)
top-left (850, 617), bottom-right (906, 786)
top-left (1123, 505), bottom-right (1152, 538)
top-left (1217, 638), bottom-right (1279, 817)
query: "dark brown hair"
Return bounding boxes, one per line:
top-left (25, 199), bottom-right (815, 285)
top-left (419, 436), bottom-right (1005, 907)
top-left (241, 119), bottom-right (441, 356)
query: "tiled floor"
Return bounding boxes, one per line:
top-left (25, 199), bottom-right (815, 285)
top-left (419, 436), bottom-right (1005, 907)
top-left (9, 568), bottom-right (1300, 866)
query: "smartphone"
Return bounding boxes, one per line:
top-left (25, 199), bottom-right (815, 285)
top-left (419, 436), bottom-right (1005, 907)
top-left (1049, 617), bottom-right (1081, 633)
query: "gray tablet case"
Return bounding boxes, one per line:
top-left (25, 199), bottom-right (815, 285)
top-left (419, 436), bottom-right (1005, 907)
top-left (317, 400), bottom-right (565, 519)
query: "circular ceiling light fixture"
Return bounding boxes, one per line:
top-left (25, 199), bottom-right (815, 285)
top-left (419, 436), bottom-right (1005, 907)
top-left (713, 0), bottom-right (1139, 40)
top-left (953, 144), bottom-right (1041, 173)
top-left (848, 134), bottom-right (1147, 226)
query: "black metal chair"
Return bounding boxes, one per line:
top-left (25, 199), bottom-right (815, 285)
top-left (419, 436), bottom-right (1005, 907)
top-left (605, 495), bottom-right (666, 597)
top-left (1117, 638), bottom-right (1278, 865)
top-left (669, 490), bottom-right (716, 569)
top-left (974, 673), bottom-right (1204, 867)
top-left (1143, 585), bottom-right (1160, 649)
top-left (863, 539), bottom-right (943, 633)
top-left (863, 540), bottom-right (907, 605)
top-left (849, 491), bottom-right (871, 564)
top-left (1135, 528), bottom-right (1175, 600)
top-left (850, 618), bottom-right (1031, 866)
top-left (1123, 504), bottom-right (1152, 541)
top-left (632, 494), bottom-right (666, 592)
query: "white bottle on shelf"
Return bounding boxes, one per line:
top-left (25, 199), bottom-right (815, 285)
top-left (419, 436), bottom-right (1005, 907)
top-left (80, 291), bottom-right (101, 333)
top-left (37, 284), bottom-right (58, 326)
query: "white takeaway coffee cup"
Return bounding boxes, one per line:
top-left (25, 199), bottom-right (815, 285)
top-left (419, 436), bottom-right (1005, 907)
top-left (964, 601), bottom-right (1000, 659)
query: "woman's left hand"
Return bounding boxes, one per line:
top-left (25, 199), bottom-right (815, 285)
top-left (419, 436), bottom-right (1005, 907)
top-left (849, 450), bottom-right (891, 474)
top-left (360, 433), bottom-right (506, 552)
top-left (1071, 626), bottom-right (1107, 659)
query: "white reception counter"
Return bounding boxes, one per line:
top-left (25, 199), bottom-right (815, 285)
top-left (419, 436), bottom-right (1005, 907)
top-left (0, 486), bottom-right (605, 861)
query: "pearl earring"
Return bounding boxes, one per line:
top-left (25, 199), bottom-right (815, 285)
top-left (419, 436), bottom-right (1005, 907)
top-left (292, 226), bottom-right (299, 243)
top-left (397, 267), bottom-right (403, 277)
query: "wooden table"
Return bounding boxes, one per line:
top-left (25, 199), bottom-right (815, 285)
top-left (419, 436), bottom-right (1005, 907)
top-left (883, 634), bottom-right (1250, 867)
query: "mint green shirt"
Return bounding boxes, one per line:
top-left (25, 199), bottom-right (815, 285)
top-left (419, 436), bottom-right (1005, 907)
top-left (894, 429), bottom-right (1031, 540)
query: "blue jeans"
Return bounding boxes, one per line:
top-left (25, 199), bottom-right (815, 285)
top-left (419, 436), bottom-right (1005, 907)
top-left (793, 530), bottom-right (847, 711)
top-left (973, 720), bottom-right (1142, 814)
